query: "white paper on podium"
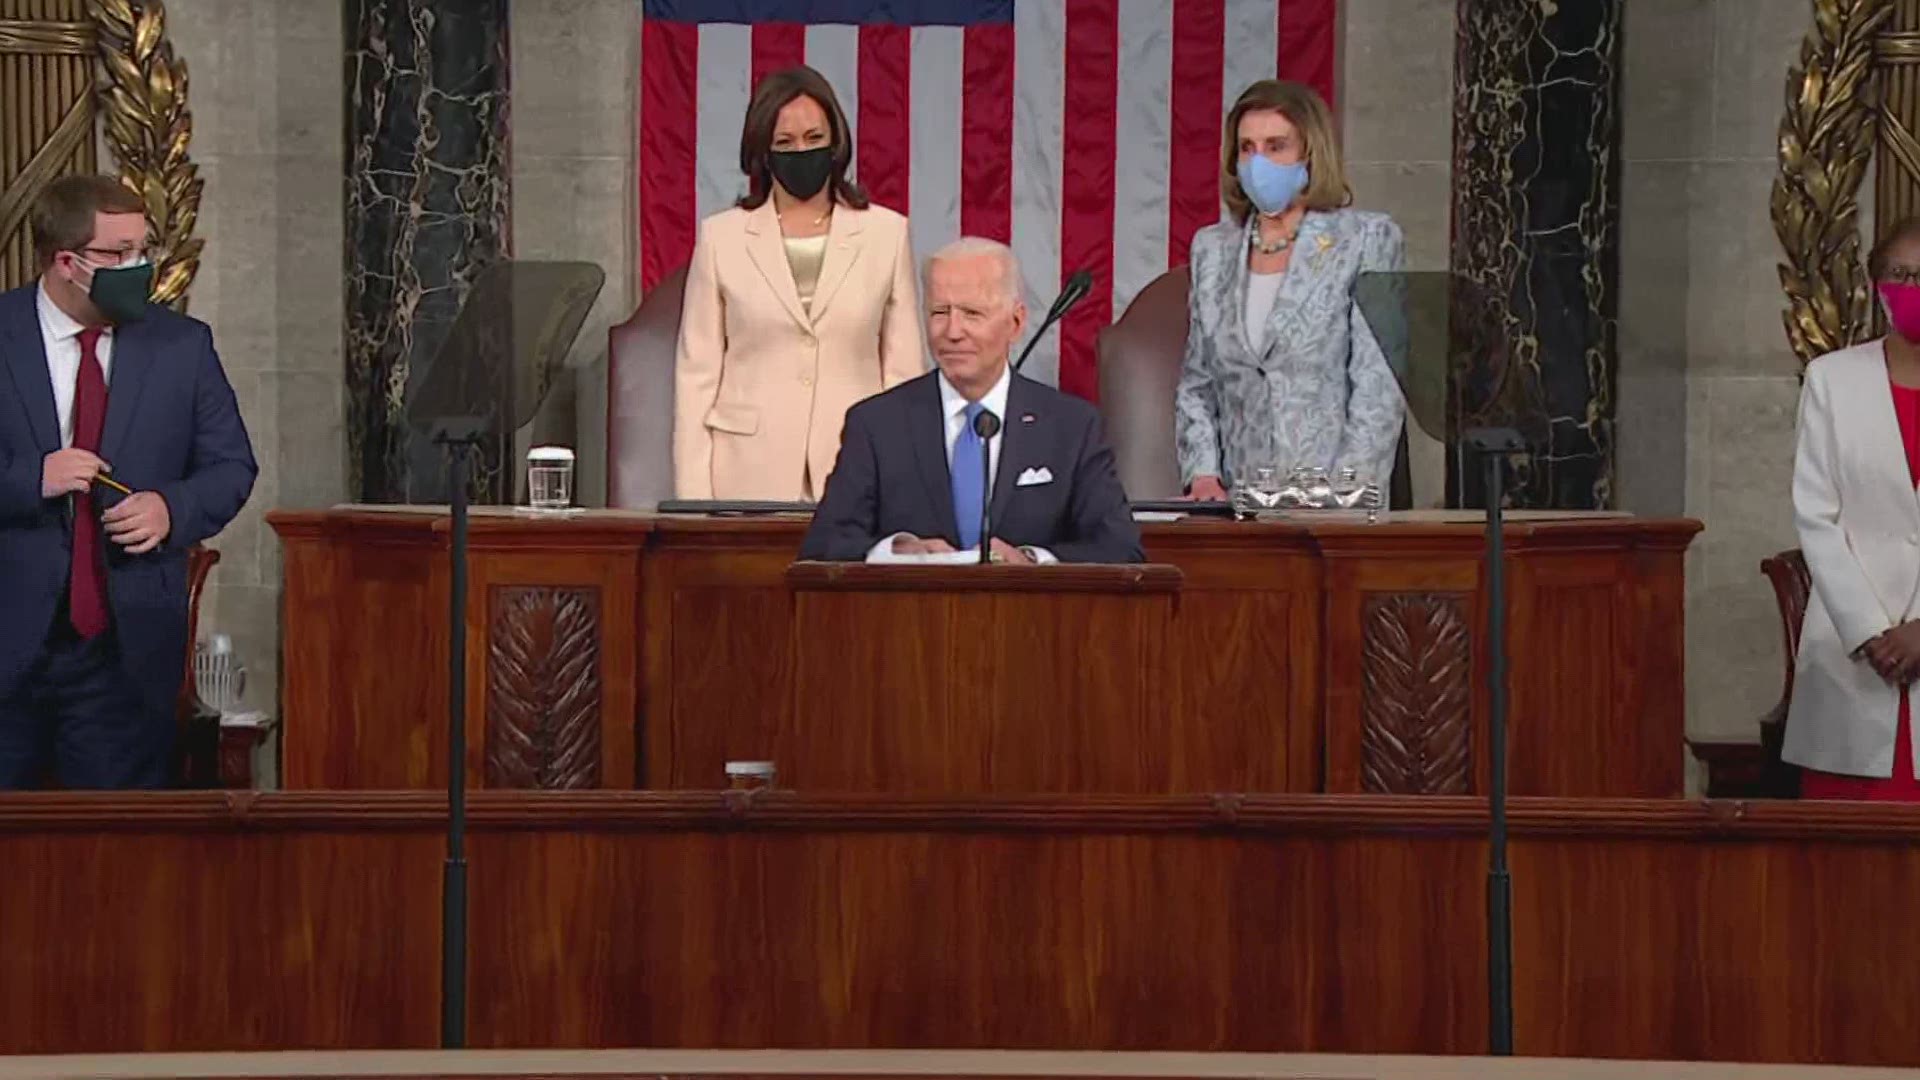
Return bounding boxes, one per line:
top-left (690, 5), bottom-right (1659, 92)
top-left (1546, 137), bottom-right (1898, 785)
top-left (864, 545), bottom-right (984, 565)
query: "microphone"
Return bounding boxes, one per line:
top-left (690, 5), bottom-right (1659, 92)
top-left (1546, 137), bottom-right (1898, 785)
top-left (973, 408), bottom-right (1001, 564)
top-left (1013, 270), bottom-right (1094, 372)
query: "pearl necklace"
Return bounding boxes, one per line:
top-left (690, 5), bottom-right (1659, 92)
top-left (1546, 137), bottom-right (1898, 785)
top-left (1251, 217), bottom-right (1298, 256)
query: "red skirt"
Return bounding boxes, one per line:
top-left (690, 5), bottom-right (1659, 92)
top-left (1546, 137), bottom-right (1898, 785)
top-left (1800, 690), bottom-right (1920, 801)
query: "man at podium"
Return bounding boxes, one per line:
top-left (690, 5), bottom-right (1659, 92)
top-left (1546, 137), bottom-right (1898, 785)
top-left (800, 238), bottom-right (1142, 565)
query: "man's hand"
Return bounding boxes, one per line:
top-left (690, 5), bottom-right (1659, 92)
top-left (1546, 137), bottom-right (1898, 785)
top-left (102, 491), bottom-right (171, 555)
top-left (41, 448), bottom-right (105, 498)
top-left (892, 534), bottom-right (955, 555)
top-left (990, 537), bottom-right (1033, 564)
top-left (1184, 475), bottom-right (1228, 501)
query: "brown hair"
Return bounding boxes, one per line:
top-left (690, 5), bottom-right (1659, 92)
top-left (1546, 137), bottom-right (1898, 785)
top-left (737, 65), bottom-right (869, 210)
top-left (30, 174), bottom-right (146, 268)
top-left (1870, 216), bottom-right (1920, 279)
top-left (1219, 80), bottom-right (1351, 224)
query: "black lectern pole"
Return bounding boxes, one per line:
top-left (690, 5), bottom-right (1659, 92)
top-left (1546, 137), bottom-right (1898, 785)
top-left (436, 430), bottom-right (480, 1049)
top-left (1466, 425), bottom-right (1521, 1057)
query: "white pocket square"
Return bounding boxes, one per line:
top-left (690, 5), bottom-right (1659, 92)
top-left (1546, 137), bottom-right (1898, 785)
top-left (1016, 466), bottom-right (1053, 487)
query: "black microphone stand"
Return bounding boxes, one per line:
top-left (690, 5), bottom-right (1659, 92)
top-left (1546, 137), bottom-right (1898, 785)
top-left (974, 410), bottom-right (1000, 563)
top-left (432, 422), bottom-right (483, 1050)
top-left (1465, 425), bottom-right (1522, 1057)
top-left (1013, 271), bottom-right (1092, 373)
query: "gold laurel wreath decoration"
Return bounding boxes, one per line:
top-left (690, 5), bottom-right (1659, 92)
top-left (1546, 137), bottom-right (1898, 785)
top-left (1773, 0), bottom-right (1892, 366)
top-left (88, 0), bottom-right (203, 307)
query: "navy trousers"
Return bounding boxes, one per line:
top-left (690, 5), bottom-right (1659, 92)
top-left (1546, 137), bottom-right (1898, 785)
top-left (0, 611), bottom-right (172, 790)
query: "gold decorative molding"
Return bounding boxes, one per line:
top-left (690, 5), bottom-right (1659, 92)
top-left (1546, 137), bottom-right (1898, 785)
top-left (0, 93), bottom-right (92, 251)
top-left (0, 16), bottom-right (90, 53)
top-left (0, 0), bottom-right (96, 288)
top-left (89, 0), bottom-right (201, 306)
top-left (1875, 28), bottom-right (1920, 59)
top-left (1773, 0), bottom-right (1892, 366)
top-left (0, 0), bottom-right (200, 304)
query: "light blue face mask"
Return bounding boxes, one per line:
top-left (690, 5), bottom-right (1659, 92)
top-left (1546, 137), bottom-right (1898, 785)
top-left (1237, 154), bottom-right (1309, 215)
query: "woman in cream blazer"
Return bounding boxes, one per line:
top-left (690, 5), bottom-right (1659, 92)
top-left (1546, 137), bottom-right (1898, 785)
top-left (1787, 218), bottom-right (1920, 796)
top-left (674, 66), bottom-right (924, 500)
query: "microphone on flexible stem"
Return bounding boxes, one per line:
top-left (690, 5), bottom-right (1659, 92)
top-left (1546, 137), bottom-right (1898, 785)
top-left (1013, 269), bottom-right (1095, 373)
top-left (973, 409), bottom-right (1001, 564)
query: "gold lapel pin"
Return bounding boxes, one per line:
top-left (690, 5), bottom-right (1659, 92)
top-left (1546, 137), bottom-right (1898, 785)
top-left (1315, 235), bottom-right (1334, 254)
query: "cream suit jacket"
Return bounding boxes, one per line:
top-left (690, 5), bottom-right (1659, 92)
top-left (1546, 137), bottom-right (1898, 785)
top-left (1785, 339), bottom-right (1920, 777)
top-left (672, 200), bottom-right (925, 499)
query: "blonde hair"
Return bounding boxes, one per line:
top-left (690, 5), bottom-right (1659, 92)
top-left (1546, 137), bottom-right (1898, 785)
top-left (1219, 79), bottom-right (1351, 224)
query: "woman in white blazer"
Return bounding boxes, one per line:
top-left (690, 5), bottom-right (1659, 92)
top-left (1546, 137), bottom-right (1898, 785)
top-left (673, 66), bottom-right (924, 501)
top-left (1787, 218), bottom-right (1920, 799)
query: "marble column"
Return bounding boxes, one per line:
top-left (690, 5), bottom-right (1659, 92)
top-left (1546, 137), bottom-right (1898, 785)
top-left (344, 0), bottom-right (511, 503)
top-left (1449, 0), bottom-right (1621, 509)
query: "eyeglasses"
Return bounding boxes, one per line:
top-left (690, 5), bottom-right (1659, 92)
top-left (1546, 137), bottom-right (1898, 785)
top-left (1884, 265), bottom-right (1920, 287)
top-left (71, 245), bottom-right (153, 268)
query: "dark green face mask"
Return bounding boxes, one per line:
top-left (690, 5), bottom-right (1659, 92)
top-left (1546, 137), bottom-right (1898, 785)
top-left (80, 257), bottom-right (153, 324)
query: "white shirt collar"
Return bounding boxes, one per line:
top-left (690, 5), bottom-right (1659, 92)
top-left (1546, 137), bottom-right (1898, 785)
top-left (36, 280), bottom-right (107, 344)
top-left (936, 361), bottom-right (1013, 427)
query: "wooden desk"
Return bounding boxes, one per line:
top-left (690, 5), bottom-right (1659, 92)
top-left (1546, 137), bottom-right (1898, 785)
top-left (0, 1051), bottom-right (1890, 1080)
top-left (3, 790), bottom-right (1917, 1065)
top-left (269, 508), bottom-right (1699, 795)
top-left (781, 562), bottom-right (1182, 791)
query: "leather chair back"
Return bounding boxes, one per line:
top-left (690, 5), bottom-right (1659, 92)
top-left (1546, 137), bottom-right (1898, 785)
top-left (606, 267), bottom-right (688, 508)
top-left (1096, 267), bottom-right (1189, 499)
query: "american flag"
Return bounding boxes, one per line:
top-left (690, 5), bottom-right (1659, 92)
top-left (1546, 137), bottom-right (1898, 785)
top-left (637, 0), bottom-right (1337, 400)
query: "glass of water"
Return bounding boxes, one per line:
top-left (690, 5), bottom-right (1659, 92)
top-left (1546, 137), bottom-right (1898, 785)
top-left (526, 446), bottom-right (575, 511)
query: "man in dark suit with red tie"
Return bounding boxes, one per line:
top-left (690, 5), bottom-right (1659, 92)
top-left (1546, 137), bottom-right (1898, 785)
top-left (0, 175), bottom-right (256, 789)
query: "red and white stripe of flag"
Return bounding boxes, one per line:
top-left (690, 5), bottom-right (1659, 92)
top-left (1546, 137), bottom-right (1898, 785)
top-left (640, 0), bottom-right (1337, 399)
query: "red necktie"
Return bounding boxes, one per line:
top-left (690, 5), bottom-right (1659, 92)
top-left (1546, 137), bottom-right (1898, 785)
top-left (69, 327), bottom-right (109, 639)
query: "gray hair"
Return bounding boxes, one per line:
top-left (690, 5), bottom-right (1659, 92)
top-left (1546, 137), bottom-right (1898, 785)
top-left (923, 236), bottom-right (1023, 308)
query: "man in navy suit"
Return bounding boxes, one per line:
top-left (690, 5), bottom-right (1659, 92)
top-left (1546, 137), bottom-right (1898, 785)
top-left (801, 237), bottom-right (1141, 564)
top-left (0, 175), bottom-right (256, 789)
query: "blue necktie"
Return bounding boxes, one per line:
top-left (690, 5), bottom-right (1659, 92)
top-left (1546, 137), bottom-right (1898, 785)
top-left (952, 402), bottom-right (987, 549)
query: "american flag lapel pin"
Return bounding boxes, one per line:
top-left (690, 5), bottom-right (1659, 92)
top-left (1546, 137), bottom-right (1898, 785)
top-left (1021, 413), bottom-right (1036, 424)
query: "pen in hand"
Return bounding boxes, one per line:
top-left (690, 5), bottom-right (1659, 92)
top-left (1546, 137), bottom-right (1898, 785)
top-left (91, 471), bottom-right (132, 496)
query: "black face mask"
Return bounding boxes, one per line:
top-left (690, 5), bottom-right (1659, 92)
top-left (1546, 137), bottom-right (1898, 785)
top-left (84, 260), bottom-right (153, 324)
top-left (768, 147), bottom-right (835, 200)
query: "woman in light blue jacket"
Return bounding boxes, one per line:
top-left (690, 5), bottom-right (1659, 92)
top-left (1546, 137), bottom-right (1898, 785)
top-left (1175, 79), bottom-right (1405, 500)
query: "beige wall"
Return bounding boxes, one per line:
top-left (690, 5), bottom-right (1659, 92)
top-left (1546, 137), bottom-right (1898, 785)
top-left (1342, 0), bottom-right (1454, 274)
top-left (1618, 0), bottom-right (1809, 744)
top-left (1342, 0), bottom-right (1455, 502)
top-left (513, 0), bottom-right (638, 507)
top-left (166, 0), bottom-right (346, 752)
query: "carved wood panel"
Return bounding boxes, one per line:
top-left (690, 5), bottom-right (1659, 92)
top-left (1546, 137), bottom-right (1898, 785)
top-left (1360, 593), bottom-right (1472, 794)
top-left (486, 585), bottom-right (602, 789)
